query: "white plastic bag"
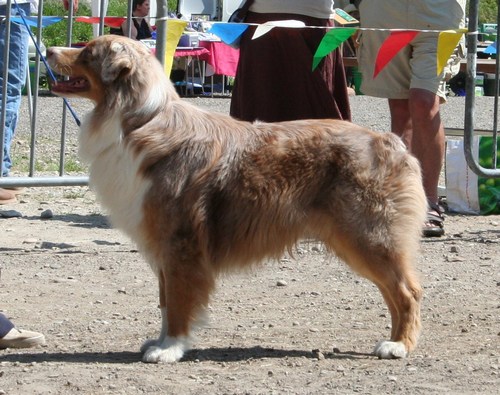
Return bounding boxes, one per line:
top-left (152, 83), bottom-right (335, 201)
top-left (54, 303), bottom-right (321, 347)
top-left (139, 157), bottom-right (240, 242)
top-left (446, 137), bottom-right (500, 214)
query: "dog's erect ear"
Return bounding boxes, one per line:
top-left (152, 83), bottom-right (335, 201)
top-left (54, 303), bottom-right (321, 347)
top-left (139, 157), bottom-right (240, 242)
top-left (101, 41), bottom-right (133, 83)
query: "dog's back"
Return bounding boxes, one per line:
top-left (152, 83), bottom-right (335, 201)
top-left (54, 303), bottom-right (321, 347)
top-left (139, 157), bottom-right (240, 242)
top-left (135, 117), bottom-right (424, 271)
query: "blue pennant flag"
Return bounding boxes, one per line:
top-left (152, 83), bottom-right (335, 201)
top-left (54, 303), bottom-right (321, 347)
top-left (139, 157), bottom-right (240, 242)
top-left (208, 23), bottom-right (249, 46)
top-left (10, 16), bottom-right (63, 28)
top-left (484, 41), bottom-right (497, 54)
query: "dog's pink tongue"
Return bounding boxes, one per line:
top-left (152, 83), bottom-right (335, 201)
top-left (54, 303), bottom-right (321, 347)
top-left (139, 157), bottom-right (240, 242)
top-left (51, 77), bottom-right (89, 94)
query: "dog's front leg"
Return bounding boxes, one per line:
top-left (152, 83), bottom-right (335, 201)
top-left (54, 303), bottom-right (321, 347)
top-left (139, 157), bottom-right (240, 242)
top-left (140, 269), bottom-right (189, 363)
top-left (141, 260), bottom-right (213, 363)
top-left (140, 306), bottom-right (189, 363)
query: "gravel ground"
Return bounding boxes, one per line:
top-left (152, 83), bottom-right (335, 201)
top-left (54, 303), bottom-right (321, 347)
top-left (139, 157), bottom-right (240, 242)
top-left (0, 92), bottom-right (499, 394)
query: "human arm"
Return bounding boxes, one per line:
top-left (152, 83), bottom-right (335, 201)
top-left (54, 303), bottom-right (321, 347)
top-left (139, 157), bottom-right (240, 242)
top-left (63, 0), bottom-right (79, 13)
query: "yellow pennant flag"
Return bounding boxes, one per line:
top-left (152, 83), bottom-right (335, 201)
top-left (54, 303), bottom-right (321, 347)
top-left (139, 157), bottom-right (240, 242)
top-left (164, 19), bottom-right (188, 76)
top-left (436, 29), bottom-right (467, 76)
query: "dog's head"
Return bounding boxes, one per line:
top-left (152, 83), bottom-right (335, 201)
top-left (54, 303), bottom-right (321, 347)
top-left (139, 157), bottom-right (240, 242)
top-left (47, 35), bottom-right (173, 108)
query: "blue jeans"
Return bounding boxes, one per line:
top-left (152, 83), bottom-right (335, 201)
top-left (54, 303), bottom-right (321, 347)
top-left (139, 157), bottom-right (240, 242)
top-left (0, 312), bottom-right (15, 338)
top-left (0, 3), bottom-right (30, 177)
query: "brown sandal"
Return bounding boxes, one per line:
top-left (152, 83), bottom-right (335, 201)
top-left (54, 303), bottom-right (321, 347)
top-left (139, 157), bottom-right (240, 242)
top-left (423, 201), bottom-right (445, 237)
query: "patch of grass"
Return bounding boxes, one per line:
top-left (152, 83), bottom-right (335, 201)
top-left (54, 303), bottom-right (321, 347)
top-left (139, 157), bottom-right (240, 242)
top-left (37, 1), bottom-right (94, 47)
top-left (11, 146), bottom-right (87, 175)
top-left (63, 157), bottom-right (87, 173)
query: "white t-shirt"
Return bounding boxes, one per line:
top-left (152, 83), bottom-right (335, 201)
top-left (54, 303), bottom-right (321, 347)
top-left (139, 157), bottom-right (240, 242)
top-left (250, 0), bottom-right (335, 19)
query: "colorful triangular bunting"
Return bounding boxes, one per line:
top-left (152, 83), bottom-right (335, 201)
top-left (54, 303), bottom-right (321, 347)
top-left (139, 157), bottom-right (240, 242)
top-left (208, 23), bottom-right (249, 46)
top-left (437, 29), bottom-right (467, 75)
top-left (374, 30), bottom-right (419, 78)
top-left (11, 16), bottom-right (63, 28)
top-left (312, 28), bottom-right (356, 70)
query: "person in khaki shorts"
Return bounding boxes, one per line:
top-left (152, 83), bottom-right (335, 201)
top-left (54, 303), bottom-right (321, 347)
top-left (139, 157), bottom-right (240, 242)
top-left (357, 0), bottom-right (465, 237)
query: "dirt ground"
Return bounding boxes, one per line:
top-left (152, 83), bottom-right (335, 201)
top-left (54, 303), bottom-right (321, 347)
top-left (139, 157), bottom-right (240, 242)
top-left (0, 96), bottom-right (499, 394)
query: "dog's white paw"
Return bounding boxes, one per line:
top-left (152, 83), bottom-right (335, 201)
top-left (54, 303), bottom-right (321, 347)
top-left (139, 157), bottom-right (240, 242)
top-left (373, 340), bottom-right (407, 359)
top-left (141, 336), bottom-right (188, 363)
top-left (140, 338), bottom-right (159, 354)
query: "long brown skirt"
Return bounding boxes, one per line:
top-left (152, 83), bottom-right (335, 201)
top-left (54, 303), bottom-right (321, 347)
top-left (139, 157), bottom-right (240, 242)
top-left (230, 12), bottom-right (351, 123)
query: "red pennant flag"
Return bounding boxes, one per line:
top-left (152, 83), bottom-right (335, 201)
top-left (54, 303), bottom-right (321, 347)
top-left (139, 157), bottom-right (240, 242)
top-left (373, 30), bottom-right (419, 78)
top-left (76, 17), bottom-right (126, 28)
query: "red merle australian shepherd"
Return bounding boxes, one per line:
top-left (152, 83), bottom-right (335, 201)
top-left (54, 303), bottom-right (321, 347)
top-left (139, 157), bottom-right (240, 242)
top-left (47, 35), bottom-right (426, 363)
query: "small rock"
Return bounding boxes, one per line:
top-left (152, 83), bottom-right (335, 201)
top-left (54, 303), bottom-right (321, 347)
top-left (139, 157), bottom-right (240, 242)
top-left (388, 375), bottom-right (398, 382)
top-left (23, 238), bottom-right (38, 244)
top-left (332, 347), bottom-right (341, 353)
top-left (40, 209), bottom-right (54, 219)
top-left (276, 280), bottom-right (287, 287)
top-left (0, 209), bottom-right (22, 218)
top-left (450, 246), bottom-right (460, 253)
top-left (445, 255), bottom-right (465, 262)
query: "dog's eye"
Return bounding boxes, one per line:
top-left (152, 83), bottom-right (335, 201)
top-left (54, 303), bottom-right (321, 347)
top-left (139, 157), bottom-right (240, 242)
top-left (78, 48), bottom-right (93, 64)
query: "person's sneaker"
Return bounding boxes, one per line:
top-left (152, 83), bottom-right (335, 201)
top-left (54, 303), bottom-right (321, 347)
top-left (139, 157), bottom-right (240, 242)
top-left (0, 327), bottom-right (45, 349)
top-left (0, 188), bottom-right (17, 205)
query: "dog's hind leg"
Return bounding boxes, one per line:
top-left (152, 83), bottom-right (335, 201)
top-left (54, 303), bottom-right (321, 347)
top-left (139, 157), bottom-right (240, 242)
top-left (141, 255), bottom-right (214, 363)
top-left (326, 234), bottom-right (421, 359)
top-left (369, 257), bottom-right (422, 359)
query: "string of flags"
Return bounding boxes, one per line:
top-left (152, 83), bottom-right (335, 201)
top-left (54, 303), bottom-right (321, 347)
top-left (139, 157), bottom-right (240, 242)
top-left (10, 16), bottom-right (467, 78)
top-left (208, 21), bottom-right (467, 77)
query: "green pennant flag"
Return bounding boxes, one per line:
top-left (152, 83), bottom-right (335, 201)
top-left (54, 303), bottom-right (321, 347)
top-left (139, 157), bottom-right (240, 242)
top-left (312, 28), bottom-right (357, 71)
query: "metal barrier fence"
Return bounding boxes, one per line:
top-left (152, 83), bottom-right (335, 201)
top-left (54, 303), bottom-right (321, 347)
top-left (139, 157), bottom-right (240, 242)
top-left (0, 0), bottom-right (499, 191)
top-left (0, 0), bottom-right (169, 189)
top-left (464, 0), bottom-right (500, 178)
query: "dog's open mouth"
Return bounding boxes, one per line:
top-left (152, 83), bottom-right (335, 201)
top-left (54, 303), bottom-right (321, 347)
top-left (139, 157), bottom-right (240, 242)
top-left (49, 74), bottom-right (90, 94)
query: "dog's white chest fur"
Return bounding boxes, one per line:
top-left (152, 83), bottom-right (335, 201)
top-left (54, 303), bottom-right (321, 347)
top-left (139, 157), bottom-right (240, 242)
top-left (79, 113), bottom-right (151, 243)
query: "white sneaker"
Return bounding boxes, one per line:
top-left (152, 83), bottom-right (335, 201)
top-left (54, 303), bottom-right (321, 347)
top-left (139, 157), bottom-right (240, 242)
top-left (0, 327), bottom-right (45, 349)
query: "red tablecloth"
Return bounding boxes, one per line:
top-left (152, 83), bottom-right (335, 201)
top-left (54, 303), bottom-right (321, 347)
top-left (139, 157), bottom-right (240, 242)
top-left (174, 47), bottom-right (210, 58)
top-left (199, 41), bottom-right (240, 77)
